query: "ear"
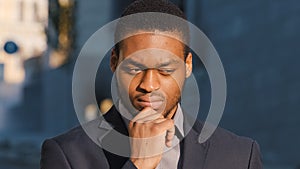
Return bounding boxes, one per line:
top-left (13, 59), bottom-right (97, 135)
top-left (185, 52), bottom-right (193, 78)
top-left (110, 49), bottom-right (119, 72)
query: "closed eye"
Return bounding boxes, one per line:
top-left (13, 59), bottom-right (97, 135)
top-left (158, 68), bottom-right (176, 75)
top-left (122, 67), bottom-right (143, 75)
top-left (130, 68), bottom-right (142, 74)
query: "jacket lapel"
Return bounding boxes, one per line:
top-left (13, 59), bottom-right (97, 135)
top-left (179, 114), bottom-right (210, 169)
top-left (97, 106), bottom-right (131, 169)
top-left (180, 127), bottom-right (209, 169)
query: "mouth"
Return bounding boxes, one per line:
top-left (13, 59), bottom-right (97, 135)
top-left (136, 96), bottom-right (164, 110)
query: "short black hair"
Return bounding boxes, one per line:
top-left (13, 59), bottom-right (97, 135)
top-left (114, 0), bottom-right (190, 58)
top-left (121, 0), bottom-right (186, 19)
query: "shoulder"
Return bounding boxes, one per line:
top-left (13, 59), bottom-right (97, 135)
top-left (41, 118), bottom-right (110, 168)
top-left (42, 118), bottom-right (104, 159)
top-left (50, 118), bottom-right (99, 145)
top-left (48, 126), bottom-right (86, 145)
top-left (43, 106), bottom-right (120, 152)
top-left (212, 126), bottom-right (255, 148)
top-left (193, 121), bottom-right (257, 149)
top-left (192, 122), bottom-right (262, 168)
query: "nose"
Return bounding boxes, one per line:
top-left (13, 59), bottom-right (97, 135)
top-left (138, 69), bottom-right (160, 93)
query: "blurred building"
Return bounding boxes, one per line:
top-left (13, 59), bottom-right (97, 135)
top-left (0, 0), bottom-right (48, 133)
top-left (0, 0), bottom-right (48, 167)
top-left (0, 0), bottom-right (48, 84)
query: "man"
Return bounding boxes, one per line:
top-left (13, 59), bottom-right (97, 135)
top-left (40, 0), bottom-right (263, 169)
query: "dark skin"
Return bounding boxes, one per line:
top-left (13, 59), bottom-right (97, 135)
top-left (111, 32), bottom-right (192, 169)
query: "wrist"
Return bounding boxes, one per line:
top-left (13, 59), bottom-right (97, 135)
top-left (130, 158), bottom-right (158, 169)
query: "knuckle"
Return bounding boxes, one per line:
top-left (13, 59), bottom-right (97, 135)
top-left (168, 119), bottom-right (174, 126)
top-left (151, 125), bottom-right (160, 133)
top-left (128, 121), bottom-right (134, 128)
top-left (142, 107), bottom-right (152, 112)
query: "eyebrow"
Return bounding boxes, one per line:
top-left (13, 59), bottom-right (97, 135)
top-left (122, 59), bottom-right (146, 68)
top-left (122, 58), bottom-right (181, 68)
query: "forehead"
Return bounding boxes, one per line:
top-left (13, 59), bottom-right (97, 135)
top-left (119, 32), bottom-right (185, 60)
top-left (121, 48), bottom-right (183, 69)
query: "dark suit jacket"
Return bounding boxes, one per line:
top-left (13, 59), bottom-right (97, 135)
top-left (40, 106), bottom-right (263, 169)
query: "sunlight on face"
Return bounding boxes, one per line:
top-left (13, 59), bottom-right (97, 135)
top-left (114, 33), bottom-right (192, 118)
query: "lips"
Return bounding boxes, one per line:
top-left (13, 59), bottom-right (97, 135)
top-left (136, 95), bottom-right (164, 110)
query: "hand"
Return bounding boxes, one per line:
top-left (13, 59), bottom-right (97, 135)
top-left (128, 107), bottom-right (175, 169)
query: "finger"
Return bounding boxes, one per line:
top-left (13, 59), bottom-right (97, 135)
top-left (153, 118), bottom-right (167, 123)
top-left (131, 107), bottom-right (157, 122)
top-left (167, 126), bottom-right (175, 135)
top-left (153, 118), bottom-right (175, 135)
top-left (154, 119), bottom-right (174, 132)
top-left (165, 126), bottom-right (175, 147)
top-left (166, 140), bottom-right (173, 147)
top-left (166, 127), bottom-right (175, 140)
top-left (135, 113), bottom-right (164, 123)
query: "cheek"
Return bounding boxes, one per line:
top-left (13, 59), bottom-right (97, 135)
top-left (117, 73), bottom-right (133, 96)
top-left (127, 76), bottom-right (141, 97)
top-left (164, 70), bottom-right (186, 101)
top-left (163, 77), bottom-right (183, 99)
top-left (117, 73), bottom-right (140, 109)
top-left (170, 69), bottom-right (186, 90)
top-left (162, 82), bottom-right (181, 113)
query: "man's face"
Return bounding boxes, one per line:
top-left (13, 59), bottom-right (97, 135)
top-left (111, 32), bottom-right (192, 118)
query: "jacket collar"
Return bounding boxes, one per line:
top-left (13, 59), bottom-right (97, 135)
top-left (180, 119), bottom-right (210, 169)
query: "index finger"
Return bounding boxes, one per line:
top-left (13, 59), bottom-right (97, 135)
top-left (131, 107), bottom-right (157, 122)
top-left (153, 119), bottom-right (174, 132)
